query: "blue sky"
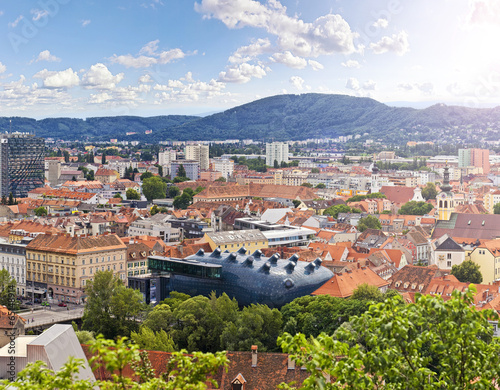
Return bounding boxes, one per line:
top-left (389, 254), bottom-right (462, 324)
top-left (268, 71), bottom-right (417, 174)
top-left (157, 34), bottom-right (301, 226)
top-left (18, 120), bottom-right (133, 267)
top-left (0, 0), bottom-right (499, 118)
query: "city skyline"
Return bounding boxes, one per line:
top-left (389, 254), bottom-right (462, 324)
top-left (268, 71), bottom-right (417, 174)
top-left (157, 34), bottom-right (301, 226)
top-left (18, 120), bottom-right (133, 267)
top-left (0, 0), bottom-right (498, 119)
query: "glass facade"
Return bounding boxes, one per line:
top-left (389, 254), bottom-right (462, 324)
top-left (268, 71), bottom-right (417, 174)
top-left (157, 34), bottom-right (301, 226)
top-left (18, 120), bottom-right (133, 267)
top-left (148, 257), bottom-right (222, 279)
top-left (0, 133), bottom-right (45, 197)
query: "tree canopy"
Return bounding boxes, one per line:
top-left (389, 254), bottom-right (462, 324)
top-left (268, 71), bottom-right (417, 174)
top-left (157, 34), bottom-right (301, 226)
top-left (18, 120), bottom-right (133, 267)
top-left (398, 200), bottom-right (433, 215)
top-left (142, 176), bottom-right (167, 201)
top-left (279, 286), bottom-right (500, 389)
top-left (0, 269), bottom-right (19, 311)
top-left (494, 202), bottom-right (500, 214)
top-left (126, 188), bottom-right (141, 200)
top-left (357, 215), bottom-right (382, 231)
top-left (421, 182), bottom-right (438, 200)
top-left (451, 260), bottom-right (483, 284)
top-left (324, 204), bottom-right (351, 219)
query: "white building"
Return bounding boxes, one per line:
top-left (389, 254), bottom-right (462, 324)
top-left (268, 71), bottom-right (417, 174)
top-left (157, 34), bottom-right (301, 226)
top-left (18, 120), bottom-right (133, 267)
top-left (128, 214), bottom-right (181, 242)
top-left (0, 236), bottom-right (28, 296)
top-left (429, 234), bottom-right (465, 269)
top-left (266, 142), bottom-right (289, 167)
top-left (185, 144), bottom-right (209, 171)
top-left (158, 149), bottom-right (177, 176)
top-left (170, 160), bottom-right (200, 181)
top-left (212, 158), bottom-right (234, 180)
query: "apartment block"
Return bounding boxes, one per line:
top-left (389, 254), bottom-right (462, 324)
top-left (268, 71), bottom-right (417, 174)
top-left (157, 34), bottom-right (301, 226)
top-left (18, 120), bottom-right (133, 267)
top-left (266, 142), bottom-right (289, 167)
top-left (185, 144), bottom-right (209, 171)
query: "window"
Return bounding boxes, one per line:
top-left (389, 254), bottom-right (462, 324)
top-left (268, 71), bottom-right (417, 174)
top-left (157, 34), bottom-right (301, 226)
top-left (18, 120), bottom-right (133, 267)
top-left (90, 258), bottom-right (93, 264)
top-left (447, 253), bottom-right (452, 260)
top-left (447, 261), bottom-right (452, 268)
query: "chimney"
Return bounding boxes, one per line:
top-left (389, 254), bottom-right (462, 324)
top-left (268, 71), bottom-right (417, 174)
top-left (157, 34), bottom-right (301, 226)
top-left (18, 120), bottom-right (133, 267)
top-left (287, 355), bottom-right (295, 370)
top-left (251, 345), bottom-right (258, 367)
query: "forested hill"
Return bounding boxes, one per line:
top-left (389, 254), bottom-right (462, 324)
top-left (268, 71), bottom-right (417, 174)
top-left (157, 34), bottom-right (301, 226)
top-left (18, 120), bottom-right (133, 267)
top-left (2, 94), bottom-right (500, 143)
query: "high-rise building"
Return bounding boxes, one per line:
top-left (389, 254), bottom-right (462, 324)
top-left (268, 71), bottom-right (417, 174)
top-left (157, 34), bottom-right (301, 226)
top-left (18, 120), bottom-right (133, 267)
top-left (170, 160), bottom-right (200, 181)
top-left (185, 144), bottom-right (209, 171)
top-left (458, 148), bottom-right (490, 174)
top-left (0, 132), bottom-right (45, 198)
top-left (212, 158), bottom-right (234, 180)
top-left (266, 142), bottom-right (289, 167)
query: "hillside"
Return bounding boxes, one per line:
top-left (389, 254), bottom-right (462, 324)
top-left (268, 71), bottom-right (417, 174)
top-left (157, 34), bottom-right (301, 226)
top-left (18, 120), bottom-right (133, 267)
top-left (1, 94), bottom-right (500, 143)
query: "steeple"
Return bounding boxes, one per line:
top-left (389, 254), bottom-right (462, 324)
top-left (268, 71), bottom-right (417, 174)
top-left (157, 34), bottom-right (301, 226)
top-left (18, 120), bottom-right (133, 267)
top-left (441, 165), bottom-right (452, 193)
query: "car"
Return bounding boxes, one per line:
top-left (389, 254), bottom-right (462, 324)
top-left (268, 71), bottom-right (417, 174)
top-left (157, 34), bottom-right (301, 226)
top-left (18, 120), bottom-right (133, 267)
top-left (58, 302), bottom-right (67, 307)
top-left (41, 302), bottom-right (50, 307)
top-left (24, 302), bottom-right (33, 305)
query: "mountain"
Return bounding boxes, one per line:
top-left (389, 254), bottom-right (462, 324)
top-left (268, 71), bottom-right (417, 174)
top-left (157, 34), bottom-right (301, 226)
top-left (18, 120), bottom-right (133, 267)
top-left (2, 94), bottom-right (500, 143)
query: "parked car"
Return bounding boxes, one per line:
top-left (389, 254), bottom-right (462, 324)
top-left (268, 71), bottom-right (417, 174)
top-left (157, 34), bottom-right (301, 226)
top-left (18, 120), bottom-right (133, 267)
top-left (41, 301), bottom-right (50, 307)
top-left (58, 302), bottom-right (67, 307)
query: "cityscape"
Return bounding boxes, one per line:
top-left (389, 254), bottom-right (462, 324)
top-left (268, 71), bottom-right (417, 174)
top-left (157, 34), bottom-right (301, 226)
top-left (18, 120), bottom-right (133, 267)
top-left (1, 0), bottom-right (500, 389)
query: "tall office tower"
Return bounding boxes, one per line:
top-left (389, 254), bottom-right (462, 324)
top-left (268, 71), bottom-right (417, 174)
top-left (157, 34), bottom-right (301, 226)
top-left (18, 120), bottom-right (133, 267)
top-left (185, 144), bottom-right (209, 171)
top-left (458, 148), bottom-right (490, 174)
top-left (266, 142), bottom-right (289, 167)
top-left (0, 132), bottom-right (45, 198)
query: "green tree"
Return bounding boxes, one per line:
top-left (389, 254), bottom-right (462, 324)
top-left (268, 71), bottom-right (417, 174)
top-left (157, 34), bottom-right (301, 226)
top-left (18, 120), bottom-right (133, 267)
top-left (324, 204), bottom-right (351, 219)
top-left (75, 330), bottom-right (95, 345)
top-left (421, 182), bottom-right (438, 200)
top-left (142, 303), bottom-right (175, 333)
top-left (177, 164), bottom-right (187, 178)
top-left (215, 176), bottom-right (226, 182)
top-left (34, 206), bottom-right (48, 217)
top-left (274, 159), bottom-right (279, 168)
top-left (1, 195), bottom-right (6, 205)
top-left (142, 176), bottom-right (167, 201)
top-left (292, 199), bottom-right (302, 208)
top-left (173, 190), bottom-right (193, 210)
top-left (311, 168), bottom-right (320, 173)
top-left (279, 287), bottom-right (500, 389)
top-left (63, 150), bottom-right (70, 163)
top-left (451, 260), bottom-right (483, 283)
top-left (82, 271), bottom-right (145, 338)
top-left (398, 200), bottom-right (433, 215)
top-left (101, 151), bottom-right (106, 165)
top-left (126, 188), bottom-right (141, 200)
top-left (494, 202), bottom-right (500, 214)
top-left (315, 183), bottom-right (326, 189)
top-left (167, 186), bottom-right (180, 198)
top-left (113, 193), bottom-right (123, 200)
top-left (131, 326), bottom-right (176, 352)
top-left (140, 171), bottom-right (154, 181)
top-left (350, 283), bottom-right (384, 302)
top-left (86, 169), bottom-right (94, 181)
top-left (8, 192), bottom-right (15, 205)
top-left (0, 269), bottom-right (19, 311)
top-left (357, 215), bottom-right (382, 232)
top-left (301, 182), bottom-right (313, 187)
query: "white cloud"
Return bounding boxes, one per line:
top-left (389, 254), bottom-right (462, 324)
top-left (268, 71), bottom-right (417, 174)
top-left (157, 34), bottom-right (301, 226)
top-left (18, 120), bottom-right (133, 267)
top-left (31, 9), bottom-right (48, 21)
top-left (195, 0), bottom-right (359, 57)
top-left (397, 82), bottom-right (434, 94)
top-left (81, 19), bottom-right (91, 27)
top-left (417, 82), bottom-right (434, 94)
top-left (341, 59), bottom-right (360, 68)
top-left (35, 50), bottom-right (61, 63)
top-left (270, 51), bottom-right (307, 69)
top-left (218, 63), bottom-right (267, 83)
top-left (228, 38), bottom-right (272, 64)
top-left (42, 68), bottom-right (79, 89)
top-left (138, 74), bottom-right (153, 83)
top-left (397, 83), bottom-right (413, 91)
top-left (290, 76), bottom-right (304, 90)
top-left (370, 31), bottom-right (409, 55)
top-left (0, 11), bottom-right (4, 17)
top-left (345, 77), bottom-right (360, 91)
top-left (8, 15), bottom-right (23, 28)
top-left (153, 76), bottom-right (227, 104)
top-left (363, 80), bottom-right (376, 90)
top-left (308, 60), bottom-right (323, 71)
top-left (89, 92), bottom-right (112, 104)
top-left (372, 18), bottom-right (388, 29)
top-left (0, 62), bottom-right (5, 74)
top-left (467, 0), bottom-right (500, 25)
top-left (110, 40), bottom-right (187, 68)
top-left (82, 63), bottom-right (124, 90)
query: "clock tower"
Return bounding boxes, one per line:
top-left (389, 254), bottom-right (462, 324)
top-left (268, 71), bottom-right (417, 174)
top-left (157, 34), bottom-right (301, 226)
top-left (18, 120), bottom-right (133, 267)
top-left (437, 165), bottom-right (454, 221)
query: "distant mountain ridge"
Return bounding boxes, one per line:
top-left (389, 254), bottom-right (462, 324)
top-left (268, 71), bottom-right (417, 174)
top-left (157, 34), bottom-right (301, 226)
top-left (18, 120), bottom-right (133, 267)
top-left (1, 94), bottom-right (499, 143)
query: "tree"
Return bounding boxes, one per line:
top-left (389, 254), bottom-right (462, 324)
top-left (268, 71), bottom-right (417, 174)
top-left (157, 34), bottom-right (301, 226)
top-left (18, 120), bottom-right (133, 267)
top-left (140, 171), bottom-right (154, 181)
top-left (101, 151), bottom-right (106, 165)
top-left (301, 182), bottom-right (313, 187)
top-left (292, 199), bottom-right (302, 208)
top-left (451, 260), bottom-right (483, 283)
top-left (494, 202), bottom-right (500, 214)
top-left (421, 182), bottom-right (438, 200)
top-left (350, 283), bottom-right (384, 302)
top-left (357, 215), bottom-right (382, 232)
top-left (315, 183), bottom-right (326, 189)
top-left (177, 164), bottom-right (187, 178)
top-left (33, 206), bottom-right (48, 217)
top-left (215, 176), bottom-right (226, 182)
top-left (274, 159), bottom-right (279, 168)
top-left (398, 200), bottom-right (433, 215)
top-left (63, 150), bottom-right (70, 163)
top-left (1, 195), bottom-right (6, 205)
top-left (173, 192), bottom-right (192, 209)
top-left (324, 204), bottom-right (351, 219)
top-left (8, 192), bottom-right (15, 205)
top-left (82, 271), bottom-right (145, 338)
top-left (0, 269), bottom-right (19, 311)
top-left (113, 193), bottom-right (123, 200)
top-left (126, 188), bottom-right (141, 200)
top-left (311, 168), bottom-right (320, 173)
top-left (142, 176), bottom-right (167, 201)
top-left (167, 185), bottom-right (180, 198)
top-left (131, 327), bottom-right (176, 352)
top-left (278, 287), bottom-right (500, 389)
top-left (157, 165), bottom-right (163, 177)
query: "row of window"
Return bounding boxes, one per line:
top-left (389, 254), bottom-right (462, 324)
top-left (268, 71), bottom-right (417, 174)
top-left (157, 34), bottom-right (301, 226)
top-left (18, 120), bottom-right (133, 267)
top-left (0, 257), bottom-right (23, 264)
top-left (128, 262), bottom-right (146, 268)
top-left (82, 264), bottom-right (122, 275)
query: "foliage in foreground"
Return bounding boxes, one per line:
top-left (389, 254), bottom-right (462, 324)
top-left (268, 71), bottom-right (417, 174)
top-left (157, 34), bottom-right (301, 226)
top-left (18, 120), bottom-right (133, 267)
top-left (279, 286), bottom-right (500, 389)
top-left (0, 335), bottom-right (228, 390)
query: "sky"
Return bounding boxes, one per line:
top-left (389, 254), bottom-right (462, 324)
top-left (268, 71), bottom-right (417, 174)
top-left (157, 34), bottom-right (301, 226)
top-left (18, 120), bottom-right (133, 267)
top-left (0, 0), bottom-right (499, 119)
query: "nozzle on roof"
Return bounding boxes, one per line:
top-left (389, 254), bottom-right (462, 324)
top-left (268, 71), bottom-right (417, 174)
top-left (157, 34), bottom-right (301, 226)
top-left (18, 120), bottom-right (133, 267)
top-left (244, 256), bottom-right (254, 266)
top-left (252, 249), bottom-right (263, 258)
top-left (261, 262), bottom-right (271, 271)
top-left (210, 248), bottom-right (222, 257)
top-left (288, 254), bottom-right (299, 263)
top-left (227, 252), bottom-right (237, 262)
top-left (314, 257), bottom-right (323, 266)
top-left (284, 278), bottom-right (294, 288)
top-left (306, 262), bottom-right (315, 272)
top-left (237, 246), bottom-right (247, 255)
top-left (286, 261), bottom-right (296, 271)
top-left (269, 253), bottom-right (280, 263)
top-left (196, 249), bottom-right (205, 256)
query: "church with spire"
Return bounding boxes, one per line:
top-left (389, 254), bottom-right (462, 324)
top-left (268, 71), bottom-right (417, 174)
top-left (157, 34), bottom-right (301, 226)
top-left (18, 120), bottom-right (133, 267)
top-left (437, 165), bottom-right (454, 221)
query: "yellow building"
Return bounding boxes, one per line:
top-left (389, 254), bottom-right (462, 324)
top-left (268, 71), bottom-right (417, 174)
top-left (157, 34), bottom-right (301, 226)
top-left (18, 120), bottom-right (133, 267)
top-left (470, 239), bottom-right (500, 284)
top-left (437, 166), bottom-right (454, 221)
top-left (26, 232), bottom-right (127, 304)
top-left (205, 230), bottom-right (268, 252)
top-left (483, 190), bottom-right (500, 214)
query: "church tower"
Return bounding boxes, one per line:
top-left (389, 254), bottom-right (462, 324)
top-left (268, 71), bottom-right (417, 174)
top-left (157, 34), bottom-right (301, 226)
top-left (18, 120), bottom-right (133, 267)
top-left (437, 165), bottom-right (454, 221)
top-left (371, 162), bottom-right (381, 193)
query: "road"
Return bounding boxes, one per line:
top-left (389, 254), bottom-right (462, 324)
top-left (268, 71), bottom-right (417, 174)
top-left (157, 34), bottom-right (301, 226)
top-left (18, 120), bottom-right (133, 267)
top-left (18, 304), bottom-right (85, 329)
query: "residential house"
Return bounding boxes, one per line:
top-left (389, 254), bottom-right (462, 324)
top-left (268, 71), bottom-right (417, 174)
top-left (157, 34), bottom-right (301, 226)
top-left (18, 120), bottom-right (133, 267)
top-left (469, 239), bottom-right (500, 284)
top-left (429, 234), bottom-right (465, 270)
